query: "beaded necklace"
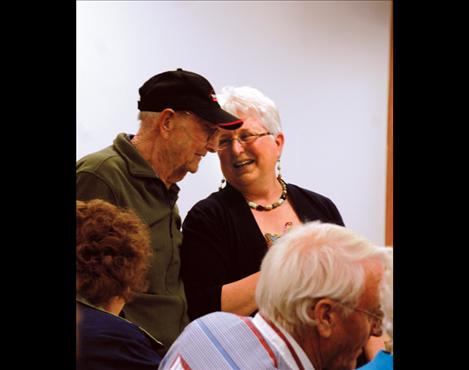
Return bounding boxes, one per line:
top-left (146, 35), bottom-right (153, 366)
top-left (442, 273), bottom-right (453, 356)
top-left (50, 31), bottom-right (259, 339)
top-left (246, 177), bottom-right (287, 211)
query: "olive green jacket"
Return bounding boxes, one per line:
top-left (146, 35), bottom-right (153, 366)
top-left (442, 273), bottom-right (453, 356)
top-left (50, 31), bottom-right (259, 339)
top-left (76, 133), bottom-right (189, 354)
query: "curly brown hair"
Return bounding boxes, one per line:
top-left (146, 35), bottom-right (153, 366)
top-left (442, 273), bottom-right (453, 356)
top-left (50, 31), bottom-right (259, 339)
top-left (76, 199), bottom-right (152, 307)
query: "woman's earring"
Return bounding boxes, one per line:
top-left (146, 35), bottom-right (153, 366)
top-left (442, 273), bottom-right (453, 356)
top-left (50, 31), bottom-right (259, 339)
top-left (219, 178), bottom-right (226, 191)
top-left (276, 160), bottom-right (282, 179)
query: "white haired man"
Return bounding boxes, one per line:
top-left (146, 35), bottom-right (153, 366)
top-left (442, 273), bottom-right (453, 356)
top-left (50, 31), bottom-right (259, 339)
top-left (160, 222), bottom-right (392, 370)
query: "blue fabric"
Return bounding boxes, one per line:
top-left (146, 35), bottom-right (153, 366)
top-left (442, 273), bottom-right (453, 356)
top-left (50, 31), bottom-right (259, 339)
top-left (196, 319), bottom-right (241, 370)
top-left (77, 302), bottom-right (161, 370)
top-left (357, 350), bottom-right (393, 370)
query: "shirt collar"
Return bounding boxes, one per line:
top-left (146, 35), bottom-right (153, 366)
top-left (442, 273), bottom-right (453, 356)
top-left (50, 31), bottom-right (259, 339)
top-left (76, 296), bottom-right (164, 348)
top-left (253, 313), bottom-right (315, 370)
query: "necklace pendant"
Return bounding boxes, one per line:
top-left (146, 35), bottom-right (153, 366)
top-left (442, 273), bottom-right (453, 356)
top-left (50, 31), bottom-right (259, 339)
top-left (265, 232), bottom-right (280, 247)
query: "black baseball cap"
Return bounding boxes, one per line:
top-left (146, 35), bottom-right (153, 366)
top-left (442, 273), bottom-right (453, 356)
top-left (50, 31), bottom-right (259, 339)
top-left (138, 68), bottom-right (243, 130)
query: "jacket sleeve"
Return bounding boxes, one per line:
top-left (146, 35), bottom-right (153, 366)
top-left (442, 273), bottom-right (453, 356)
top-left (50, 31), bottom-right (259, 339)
top-left (180, 199), bottom-right (230, 320)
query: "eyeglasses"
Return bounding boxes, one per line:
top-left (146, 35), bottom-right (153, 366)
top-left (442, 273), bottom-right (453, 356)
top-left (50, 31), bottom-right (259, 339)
top-left (216, 132), bottom-right (273, 151)
top-left (345, 305), bottom-right (384, 322)
top-left (336, 301), bottom-right (384, 336)
top-left (181, 111), bottom-right (219, 144)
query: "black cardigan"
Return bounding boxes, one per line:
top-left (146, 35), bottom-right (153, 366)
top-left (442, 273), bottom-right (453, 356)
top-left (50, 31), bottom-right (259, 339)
top-left (180, 182), bottom-right (345, 321)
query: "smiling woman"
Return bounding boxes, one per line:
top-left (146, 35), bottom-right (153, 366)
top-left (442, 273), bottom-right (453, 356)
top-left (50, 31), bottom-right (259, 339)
top-left (180, 86), bottom-right (345, 325)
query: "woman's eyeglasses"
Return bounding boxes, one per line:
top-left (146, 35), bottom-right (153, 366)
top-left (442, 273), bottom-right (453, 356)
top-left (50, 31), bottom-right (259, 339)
top-left (216, 132), bottom-right (272, 151)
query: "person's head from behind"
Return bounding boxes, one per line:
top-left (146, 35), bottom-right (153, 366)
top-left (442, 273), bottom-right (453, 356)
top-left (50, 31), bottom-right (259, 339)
top-left (215, 86), bottom-right (284, 189)
top-left (256, 222), bottom-right (392, 370)
top-left (135, 69), bottom-right (242, 184)
top-left (76, 199), bottom-right (152, 314)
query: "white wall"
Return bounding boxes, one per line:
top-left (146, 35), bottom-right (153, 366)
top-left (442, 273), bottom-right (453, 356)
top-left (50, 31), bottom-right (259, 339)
top-left (77, 0), bottom-right (391, 245)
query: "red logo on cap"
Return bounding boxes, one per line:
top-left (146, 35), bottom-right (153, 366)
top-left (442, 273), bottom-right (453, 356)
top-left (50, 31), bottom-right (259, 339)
top-left (210, 93), bottom-right (218, 102)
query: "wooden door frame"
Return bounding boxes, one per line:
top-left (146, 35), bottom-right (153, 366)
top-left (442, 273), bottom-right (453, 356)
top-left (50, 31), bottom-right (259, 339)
top-left (385, 7), bottom-right (393, 246)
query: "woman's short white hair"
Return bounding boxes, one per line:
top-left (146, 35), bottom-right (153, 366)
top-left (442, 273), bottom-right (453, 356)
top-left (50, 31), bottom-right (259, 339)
top-left (216, 86), bottom-right (282, 134)
top-left (256, 222), bottom-right (391, 333)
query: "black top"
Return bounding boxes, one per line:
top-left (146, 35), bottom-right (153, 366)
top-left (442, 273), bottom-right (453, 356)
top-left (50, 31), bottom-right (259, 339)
top-left (76, 301), bottom-right (162, 370)
top-left (181, 182), bottom-right (345, 320)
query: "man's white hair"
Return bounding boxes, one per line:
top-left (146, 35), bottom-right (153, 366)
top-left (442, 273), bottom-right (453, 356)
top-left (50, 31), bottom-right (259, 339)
top-left (138, 111), bottom-right (160, 124)
top-left (217, 86), bottom-right (282, 134)
top-left (256, 222), bottom-right (391, 333)
top-left (380, 247), bottom-right (393, 349)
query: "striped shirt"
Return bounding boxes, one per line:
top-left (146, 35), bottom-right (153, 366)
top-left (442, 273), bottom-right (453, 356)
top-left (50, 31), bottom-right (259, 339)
top-left (159, 312), bottom-right (315, 370)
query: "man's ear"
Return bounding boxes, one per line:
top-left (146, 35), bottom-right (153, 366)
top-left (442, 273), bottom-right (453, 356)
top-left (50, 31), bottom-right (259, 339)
top-left (158, 108), bottom-right (177, 137)
top-left (312, 298), bottom-right (338, 338)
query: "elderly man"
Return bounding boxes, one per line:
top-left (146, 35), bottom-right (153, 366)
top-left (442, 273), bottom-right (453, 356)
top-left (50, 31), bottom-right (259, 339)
top-left (159, 222), bottom-right (392, 370)
top-left (76, 68), bottom-right (242, 354)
